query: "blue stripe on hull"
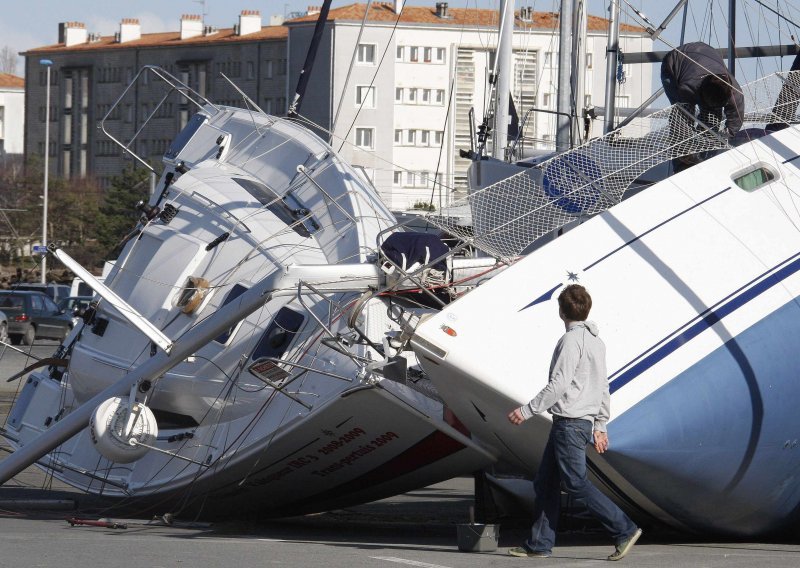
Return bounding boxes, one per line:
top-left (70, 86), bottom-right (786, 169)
top-left (606, 297), bottom-right (800, 536)
top-left (610, 252), bottom-right (800, 393)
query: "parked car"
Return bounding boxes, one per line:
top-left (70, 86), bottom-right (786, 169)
top-left (57, 295), bottom-right (94, 327)
top-left (11, 283), bottom-right (72, 304)
top-left (0, 308), bottom-right (8, 344)
top-left (0, 291), bottom-right (73, 345)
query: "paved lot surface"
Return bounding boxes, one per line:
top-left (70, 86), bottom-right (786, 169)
top-left (1, 340), bottom-right (799, 567)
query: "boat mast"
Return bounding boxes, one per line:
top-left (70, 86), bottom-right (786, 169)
top-left (288, 0), bottom-right (333, 117)
top-left (603, 0), bottom-right (621, 133)
top-left (493, 0), bottom-right (515, 160)
top-left (728, 0), bottom-right (736, 75)
top-left (573, 0), bottom-right (588, 143)
top-left (556, 0), bottom-right (574, 150)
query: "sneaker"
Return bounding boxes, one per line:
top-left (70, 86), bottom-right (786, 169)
top-left (508, 547), bottom-right (551, 558)
top-left (607, 528), bottom-right (642, 561)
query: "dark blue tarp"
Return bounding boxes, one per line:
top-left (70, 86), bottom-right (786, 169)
top-left (380, 233), bottom-right (449, 272)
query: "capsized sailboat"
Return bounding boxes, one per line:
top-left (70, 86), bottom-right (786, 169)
top-left (411, 68), bottom-right (800, 535)
top-left (0, 66), bottom-right (502, 516)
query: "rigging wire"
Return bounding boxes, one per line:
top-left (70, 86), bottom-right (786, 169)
top-left (337, 5), bottom-right (404, 154)
top-left (330, 0), bottom-right (375, 138)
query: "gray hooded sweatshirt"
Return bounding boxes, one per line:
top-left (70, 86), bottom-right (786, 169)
top-left (520, 320), bottom-right (610, 432)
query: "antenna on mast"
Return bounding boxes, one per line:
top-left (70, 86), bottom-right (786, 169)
top-left (193, 0), bottom-right (208, 19)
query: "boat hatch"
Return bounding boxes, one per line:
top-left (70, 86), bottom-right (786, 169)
top-left (732, 164), bottom-right (777, 191)
top-left (164, 113), bottom-right (208, 162)
top-left (251, 307), bottom-right (305, 361)
top-left (232, 178), bottom-right (320, 237)
top-left (214, 284), bottom-right (248, 344)
top-left (150, 407), bottom-right (200, 429)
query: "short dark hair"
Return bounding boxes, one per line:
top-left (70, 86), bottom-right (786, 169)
top-left (699, 74), bottom-right (731, 108)
top-left (558, 284), bottom-right (592, 321)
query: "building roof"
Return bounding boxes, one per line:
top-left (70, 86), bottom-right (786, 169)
top-left (22, 3), bottom-right (644, 56)
top-left (0, 73), bottom-right (24, 89)
top-left (23, 25), bottom-right (288, 55)
top-left (288, 3), bottom-right (646, 33)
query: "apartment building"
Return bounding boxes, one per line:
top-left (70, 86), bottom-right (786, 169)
top-left (22, 3), bottom-right (651, 210)
top-left (23, 12), bottom-right (287, 187)
top-left (0, 72), bottom-right (24, 159)
top-left (288, 2), bottom-right (651, 210)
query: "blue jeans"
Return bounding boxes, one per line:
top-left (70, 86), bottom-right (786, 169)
top-left (525, 417), bottom-right (637, 554)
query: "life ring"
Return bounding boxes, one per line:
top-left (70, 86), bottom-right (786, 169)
top-left (90, 397), bottom-right (158, 463)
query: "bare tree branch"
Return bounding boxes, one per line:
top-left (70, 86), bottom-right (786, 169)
top-left (0, 46), bottom-right (18, 75)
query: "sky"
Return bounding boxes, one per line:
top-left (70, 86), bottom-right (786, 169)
top-left (1, 0), bottom-right (798, 79)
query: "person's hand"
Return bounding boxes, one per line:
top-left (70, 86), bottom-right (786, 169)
top-left (507, 408), bottom-right (525, 425)
top-left (593, 431), bottom-right (609, 453)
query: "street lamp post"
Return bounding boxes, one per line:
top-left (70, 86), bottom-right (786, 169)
top-left (40, 59), bottom-right (52, 284)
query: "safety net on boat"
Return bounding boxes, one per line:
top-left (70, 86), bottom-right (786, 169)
top-left (422, 71), bottom-right (800, 261)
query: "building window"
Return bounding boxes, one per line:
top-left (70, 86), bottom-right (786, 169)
top-left (264, 98), bottom-right (273, 114)
top-left (543, 93), bottom-right (551, 107)
top-left (410, 46), bottom-right (419, 62)
top-left (265, 60), bottom-right (274, 79)
top-left (584, 94), bottom-right (592, 108)
top-left (408, 88), bottom-right (417, 103)
top-left (421, 130), bottom-right (429, 145)
top-left (407, 130), bottom-right (416, 144)
top-left (436, 89), bottom-right (445, 104)
top-left (394, 129), bottom-right (402, 143)
top-left (393, 171), bottom-right (402, 185)
top-left (396, 46), bottom-right (404, 61)
top-left (357, 43), bottom-right (376, 64)
top-left (420, 171), bottom-right (430, 186)
top-left (422, 89), bottom-right (431, 104)
top-left (278, 59), bottom-right (287, 75)
top-left (544, 52), bottom-right (553, 66)
top-left (406, 171), bottom-right (414, 186)
top-left (355, 127), bottom-right (375, 149)
top-left (247, 61), bottom-right (255, 79)
top-left (436, 47), bottom-right (445, 63)
top-left (434, 131), bottom-right (443, 145)
top-left (424, 47), bottom-right (432, 62)
top-left (356, 85), bottom-right (375, 108)
top-left (586, 53), bottom-right (593, 69)
top-left (395, 87), bottom-right (403, 103)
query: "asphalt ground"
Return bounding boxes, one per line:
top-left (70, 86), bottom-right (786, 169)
top-left (1, 340), bottom-right (799, 567)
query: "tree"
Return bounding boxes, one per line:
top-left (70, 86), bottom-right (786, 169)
top-left (96, 167), bottom-right (151, 255)
top-left (0, 46), bottom-right (17, 75)
top-left (47, 176), bottom-right (104, 267)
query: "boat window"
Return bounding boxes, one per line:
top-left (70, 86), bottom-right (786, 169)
top-left (164, 113), bottom-right (207, 161)
top-left (214, 284), bottom-right (248, 344)
top-left (733, 165), bottom-right (776, 191)
top-left (232, 178), bottom-right (319, 237)
top-left (251, 307), bottom-right (305, 361)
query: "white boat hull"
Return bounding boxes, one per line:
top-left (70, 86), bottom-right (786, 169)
top-left (412, 127), bottom-right (800, 535)
top-left (6, 373), bottom-right (494, 515)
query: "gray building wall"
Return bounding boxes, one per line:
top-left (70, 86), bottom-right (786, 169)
top-left (287, 24), bottom-right (333, 139)
top-left (287, 22), bottom-right (399, 200)
top-left (25, 36), bottom-right (288, 188)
